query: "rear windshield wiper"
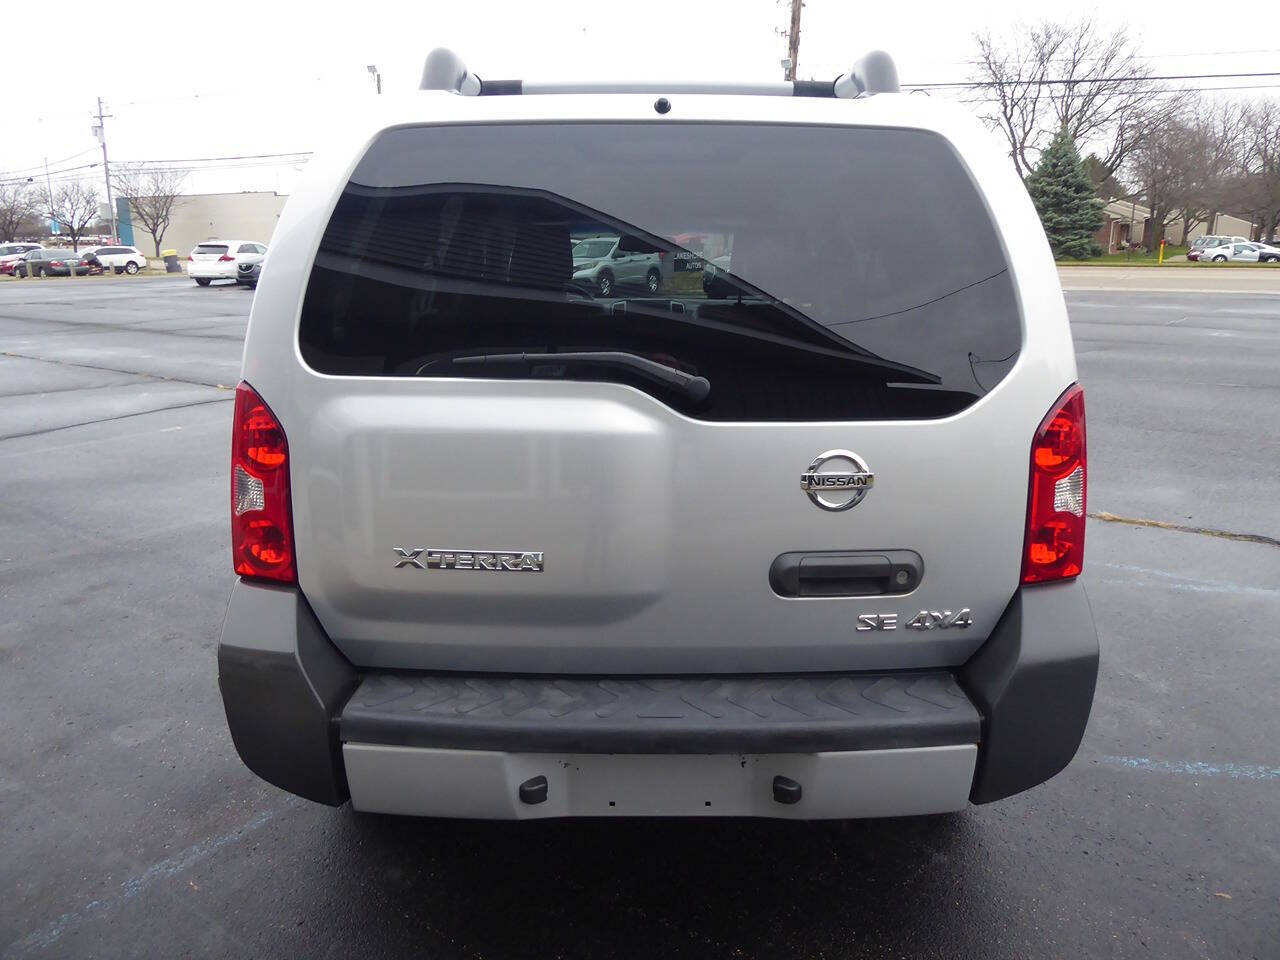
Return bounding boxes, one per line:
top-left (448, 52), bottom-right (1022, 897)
top-left (450, 351), bottom-right (711, 402)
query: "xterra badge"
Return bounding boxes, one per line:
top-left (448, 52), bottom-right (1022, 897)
top-left (801, 450), bottom-right (875, 512)
top-left (393, 548), bottom-right (544, 572)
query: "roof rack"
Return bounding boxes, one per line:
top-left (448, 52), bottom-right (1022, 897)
top-left (419, 48), bottom-right (899, 99)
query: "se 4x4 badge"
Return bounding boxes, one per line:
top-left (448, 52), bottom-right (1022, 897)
top-left (856, 609), bottom-right (974, 632)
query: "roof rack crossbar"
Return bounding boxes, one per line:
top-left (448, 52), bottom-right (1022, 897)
top-left (419, 48), bottom-right (899, 99)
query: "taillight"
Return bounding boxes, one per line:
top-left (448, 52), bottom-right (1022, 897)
top-left (231, 382), bottom-right (296, 583)
top-left (218, 254), bottom-right (235, 262)
top-left (51, 260), bottom-right (64, 267)
top-left (1022, 384), bottom-right (1086, 584)
top-left (187, 255), bottom-right (193, 262)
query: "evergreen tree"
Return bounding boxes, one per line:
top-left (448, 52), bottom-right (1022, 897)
top-left (1026, 128), bottom-right (1104, 259)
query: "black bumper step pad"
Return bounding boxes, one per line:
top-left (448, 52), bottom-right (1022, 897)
top-left (339, 671), bottom-right (980, 754)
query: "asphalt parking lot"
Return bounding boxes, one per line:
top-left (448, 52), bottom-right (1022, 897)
top-left (2, 275), bottom-right (1278, 959)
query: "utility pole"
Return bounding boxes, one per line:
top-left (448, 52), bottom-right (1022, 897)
top-left (367, 65), bottom-right (382, 94)
top-left (92, 97), bottom-right (117, 244)
top-left (785, 0), bottom-right (802, 81)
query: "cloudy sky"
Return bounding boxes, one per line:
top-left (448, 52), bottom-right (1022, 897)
top-left (5, 0), bottom-right (1278, 197)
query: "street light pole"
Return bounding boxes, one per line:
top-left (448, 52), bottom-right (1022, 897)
top-left (367, 64), bottom-right (382, 94)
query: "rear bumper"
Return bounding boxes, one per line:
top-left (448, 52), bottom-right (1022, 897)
top-left (218, 579), bottom-right (1097, 816)
top-left (188, 263), bottom-right (235, 279)
top-left (343, 744), bottom-right (978, 819)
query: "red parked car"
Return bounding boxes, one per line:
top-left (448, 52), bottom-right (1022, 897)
top-left (0, 242), bottom-right (43, 275)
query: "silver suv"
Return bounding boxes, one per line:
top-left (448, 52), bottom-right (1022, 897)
top-left (572, 235), bottom-right (664, 296)
top-left (218, 48), bottom-right (1099, 820)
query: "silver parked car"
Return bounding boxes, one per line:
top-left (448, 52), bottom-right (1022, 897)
top-left (217, 47), bottom-right (1098, 822)
top-left (572, 235), bottom-right (663, 296)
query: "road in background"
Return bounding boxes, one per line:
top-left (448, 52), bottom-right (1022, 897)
top-left (1, 278), bottom-right (1277, 959)
top-left (1059, 265), bottom-right (1280, 293)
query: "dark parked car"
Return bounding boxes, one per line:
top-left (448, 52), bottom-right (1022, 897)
top-left (236, 260), bottom-right (262, 288)
top-left (13, 249), bottom-right (99, 277)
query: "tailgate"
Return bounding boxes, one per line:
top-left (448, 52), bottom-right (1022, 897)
top-left (272, 118), bottom-right (1060, 675)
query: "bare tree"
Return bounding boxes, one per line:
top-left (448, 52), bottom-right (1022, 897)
top-left (1125, 110), bottom-right (1200, 250)
top-left (43, 181), bottom-right (100, 251)
top-left (0, 182), bottom-right (37, 241)
top-left (112, 164), bottom-right (186, 256)
top-left (1164, 102), bottom-right (1247, 243)
top-left (1239, 100), bottom-right (1280, 241)
top-left (969, 29), bottom-right (1054, 180)
top-left (969, 18), bottom-right (1180, 183)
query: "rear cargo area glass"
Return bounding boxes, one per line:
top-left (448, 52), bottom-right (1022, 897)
top-left (300, 123), bottom-right (1021, 421)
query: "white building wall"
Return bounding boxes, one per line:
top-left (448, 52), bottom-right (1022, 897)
top-left (126, 192), bottom-right (288, 256)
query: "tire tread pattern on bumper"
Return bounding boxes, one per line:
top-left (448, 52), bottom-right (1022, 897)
top-left (339, 672), bottom-right (981, 754)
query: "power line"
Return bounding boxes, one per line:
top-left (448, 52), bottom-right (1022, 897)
top-left (115, 151), bottom-right (313, 164)
top-left (0, 161), bottom-right (100, 185)
top-left (3, 151), bottom-right (314, 185)
top-left (903, 69), bottom-right (1280, 89)
top-left (0, 149), bottom-right (98, 178)
top-left (800, 49), bottom-right (1280, 76)
top-left (1118, 47), bottom-right (1280, 59)
top-left (963, 82), bottom-right (1280, 102)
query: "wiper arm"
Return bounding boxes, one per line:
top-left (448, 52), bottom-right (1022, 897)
top-left (451, 351), bottom-right (711, 402)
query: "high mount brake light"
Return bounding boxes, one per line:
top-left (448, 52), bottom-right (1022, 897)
top-left (231, 382), bottom-right (296, 583)
top-left (1022, 384), bottom-right (1086, 584)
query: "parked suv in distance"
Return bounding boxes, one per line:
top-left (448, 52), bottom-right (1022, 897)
top-left (86, 245), bottom-right (148, 274)
top-left (571, 235), bottom-right (664, 295)
top-left (188, 240), bottom-right (267, 286)
top-left (218, 48), bottom-right (1099, 822)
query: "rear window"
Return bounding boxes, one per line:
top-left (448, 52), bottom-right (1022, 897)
top-left (300, 122), bottom-right (1022, 421)
top-left (573, 239), bottom-right (615, 259)
top-left (196, 244), bottom-right (229, 255)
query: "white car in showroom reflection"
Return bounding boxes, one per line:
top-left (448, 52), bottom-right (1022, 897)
top-left (571, 236), bottom-right (663, 296)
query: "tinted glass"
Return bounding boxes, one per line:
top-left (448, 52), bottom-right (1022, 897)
top-left (573, 239), bottom-right (616, 259)
top-left (300, 123), bottom-right (1021, 421)
top-left (196, 244), bottom-right (229, 254)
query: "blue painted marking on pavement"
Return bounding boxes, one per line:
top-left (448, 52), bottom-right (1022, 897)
top-left (4, 805), bottom-right (287, 958)
top-left (1097, 562), bottom-right (1280, 598)
top-left (1103, 756), bottom-right (1280, 781)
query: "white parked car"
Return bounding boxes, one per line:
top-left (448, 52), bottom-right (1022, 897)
top-left (1186, 235), bottom-right (1250, 261)
top-left (86, 245), bottom-right (148, 274)
top-left (1200, 241), bottom-right (1280, 263)
top-left (187, 240), bottom-right (267, 286)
